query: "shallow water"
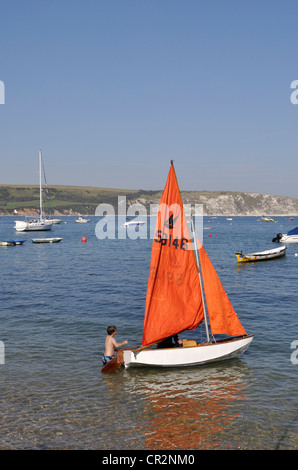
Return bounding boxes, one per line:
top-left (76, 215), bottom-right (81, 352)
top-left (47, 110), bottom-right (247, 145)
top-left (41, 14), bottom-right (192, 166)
top-left (0, 215), bottom-right (298, 449)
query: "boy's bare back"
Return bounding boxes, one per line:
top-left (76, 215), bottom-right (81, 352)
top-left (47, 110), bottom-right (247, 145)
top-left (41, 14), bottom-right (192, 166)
top-left (104, 326), bottom-right (128, 357)
top-left (104, 334), bottom-right (117, 356)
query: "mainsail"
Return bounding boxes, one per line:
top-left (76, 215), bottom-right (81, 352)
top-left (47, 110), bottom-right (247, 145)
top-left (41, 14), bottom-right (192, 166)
top-left (142, 162), bottom-right (204, 346)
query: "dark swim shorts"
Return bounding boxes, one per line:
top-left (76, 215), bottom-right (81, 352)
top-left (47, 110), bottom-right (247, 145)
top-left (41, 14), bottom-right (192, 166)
top-left (102, 355), bottom-right (114, 365)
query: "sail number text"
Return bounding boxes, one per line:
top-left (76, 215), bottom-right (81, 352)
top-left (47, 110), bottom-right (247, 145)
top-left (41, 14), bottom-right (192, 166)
top-left (154, 230), bottom-right (189, 251)
top-left (149, 267), bottom-right (184, 286)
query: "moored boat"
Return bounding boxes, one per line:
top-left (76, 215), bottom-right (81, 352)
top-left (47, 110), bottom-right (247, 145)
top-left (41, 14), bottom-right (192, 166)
top-left (272, 227), bottom-right (298, 243)
top-left (123, 220), bottom-right (145, 227)
top-left (45, 218), bottom-right (62, 225)
top-left (14, 150), bottom-right (53, 232)
top-left (15, 219), bottom-right (52, 232)
top-left (235, 245), bottom-right (287, 263)
top-left (0, 240), bottom-right (26, 246)
top-left (32, 238), bottom-right (63, 243)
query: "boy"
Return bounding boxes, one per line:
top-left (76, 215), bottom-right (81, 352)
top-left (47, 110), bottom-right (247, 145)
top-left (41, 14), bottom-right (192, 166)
top-left (102, 326), bottom-right (128, 365)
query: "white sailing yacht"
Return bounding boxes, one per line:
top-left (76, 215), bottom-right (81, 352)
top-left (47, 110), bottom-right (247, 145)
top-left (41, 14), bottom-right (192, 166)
top-left (41, 157), bottom-right (62, 225)
top-left (14, 150), bottom-right (53, 232)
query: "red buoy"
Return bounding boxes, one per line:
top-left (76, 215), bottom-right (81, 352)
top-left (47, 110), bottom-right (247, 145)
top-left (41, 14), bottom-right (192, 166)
top-left (82, 236), bottom-right (87, 243)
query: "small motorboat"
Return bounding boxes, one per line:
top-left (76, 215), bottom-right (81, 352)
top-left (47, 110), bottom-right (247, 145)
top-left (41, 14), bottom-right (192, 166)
top-left (235, 245), bottom-right (287, 263)
top-left (75, 216), bottom-right (89, 223)
top-left (272, 227), bottom-right (298, 243)
top-left (45, 218), bottom-right (62, 224)
top-left (123, 220), bottom-right (145, 227)
top-left (0, 240), bottom-right (26, 246)
top-left (32, 238), bottom-right (63, 243)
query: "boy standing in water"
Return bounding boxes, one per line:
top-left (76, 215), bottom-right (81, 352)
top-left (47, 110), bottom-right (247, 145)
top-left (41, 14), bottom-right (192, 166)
top-left (102, 326), bottom-right (128, 365)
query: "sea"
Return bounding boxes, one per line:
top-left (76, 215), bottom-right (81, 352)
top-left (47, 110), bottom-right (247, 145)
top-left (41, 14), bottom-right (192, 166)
top-left (0, 214), bottom-right (298, 451)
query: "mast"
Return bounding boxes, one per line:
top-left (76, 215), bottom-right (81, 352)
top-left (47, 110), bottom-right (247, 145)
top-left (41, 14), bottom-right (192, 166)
top-left (39, 149), bottom-right (43, 221)
top-left (42, 156), bottom-right (52, 218)
top-left (191, 214), bottom-right (210, 343)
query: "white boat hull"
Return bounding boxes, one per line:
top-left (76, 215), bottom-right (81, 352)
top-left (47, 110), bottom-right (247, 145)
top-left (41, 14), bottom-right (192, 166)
top-left (32, 238), bottom-right (62, 243)
top-left (124, 221), bottom-right (145, 227)
top-left (273, 228), bottom-right (298, 243)
top-left (0, 240), bottom-right (25, 246)
top-left (279, 235), bottom-right (298, 243)
top-left (0, 241), bottom-right (16, 246)
top-left (14, 220), bottom-right (52, 232)
top-left (45, 218), bottom-right (62, 224)
top-left (123, 335), bottom-right (254, 369)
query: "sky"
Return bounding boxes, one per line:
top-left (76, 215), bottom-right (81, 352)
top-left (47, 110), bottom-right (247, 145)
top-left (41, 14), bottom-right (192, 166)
top-left (1, 0), bottom-right (298, 197)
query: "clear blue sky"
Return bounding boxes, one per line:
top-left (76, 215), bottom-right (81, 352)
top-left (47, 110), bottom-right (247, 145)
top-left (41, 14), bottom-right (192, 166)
top-left (1, 0), bottom-right (298, 197)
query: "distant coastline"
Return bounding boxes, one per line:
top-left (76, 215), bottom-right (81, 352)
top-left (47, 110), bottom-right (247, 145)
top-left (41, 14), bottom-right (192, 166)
top-left (1, 184), bottom-right (298, 217)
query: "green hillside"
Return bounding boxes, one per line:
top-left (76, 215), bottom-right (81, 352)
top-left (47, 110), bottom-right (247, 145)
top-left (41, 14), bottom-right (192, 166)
top-left (1, 184), bottom-right (298, 216)
top-left (0, 184), bottom-right (161, 215)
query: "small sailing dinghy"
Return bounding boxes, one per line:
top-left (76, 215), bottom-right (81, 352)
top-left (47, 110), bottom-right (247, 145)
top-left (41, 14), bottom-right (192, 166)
top-left (103, 162), bottom-right (253, 372)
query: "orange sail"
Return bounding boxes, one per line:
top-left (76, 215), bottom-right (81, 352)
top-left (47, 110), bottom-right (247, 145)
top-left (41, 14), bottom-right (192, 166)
top-left (198, 242), bottom-right (247, 336)
top-left (142, 163), bottom-right (204, 346)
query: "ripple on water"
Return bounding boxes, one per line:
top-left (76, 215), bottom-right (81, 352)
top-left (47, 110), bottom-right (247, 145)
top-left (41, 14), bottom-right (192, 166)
top-left (1, 216), bottom-right (298, 449)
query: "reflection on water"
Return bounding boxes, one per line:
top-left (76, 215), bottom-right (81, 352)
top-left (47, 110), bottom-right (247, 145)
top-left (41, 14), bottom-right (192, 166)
top-left (102, 359), bottom-right (252, 450)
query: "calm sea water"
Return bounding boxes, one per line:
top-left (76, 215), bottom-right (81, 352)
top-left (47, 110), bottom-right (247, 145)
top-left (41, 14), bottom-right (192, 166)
top-left (0, 215), bottom-right (298, 450)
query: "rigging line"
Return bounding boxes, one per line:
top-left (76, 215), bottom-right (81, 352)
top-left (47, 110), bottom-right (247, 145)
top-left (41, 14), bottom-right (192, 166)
top-left (41, 154), bottom-right (52, 216)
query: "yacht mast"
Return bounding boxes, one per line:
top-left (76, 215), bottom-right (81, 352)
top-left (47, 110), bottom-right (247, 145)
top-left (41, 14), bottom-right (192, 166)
top-left (191, 214), bottom-right (210, 343)
top-left (39, 150), bottom-right (43, 221)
